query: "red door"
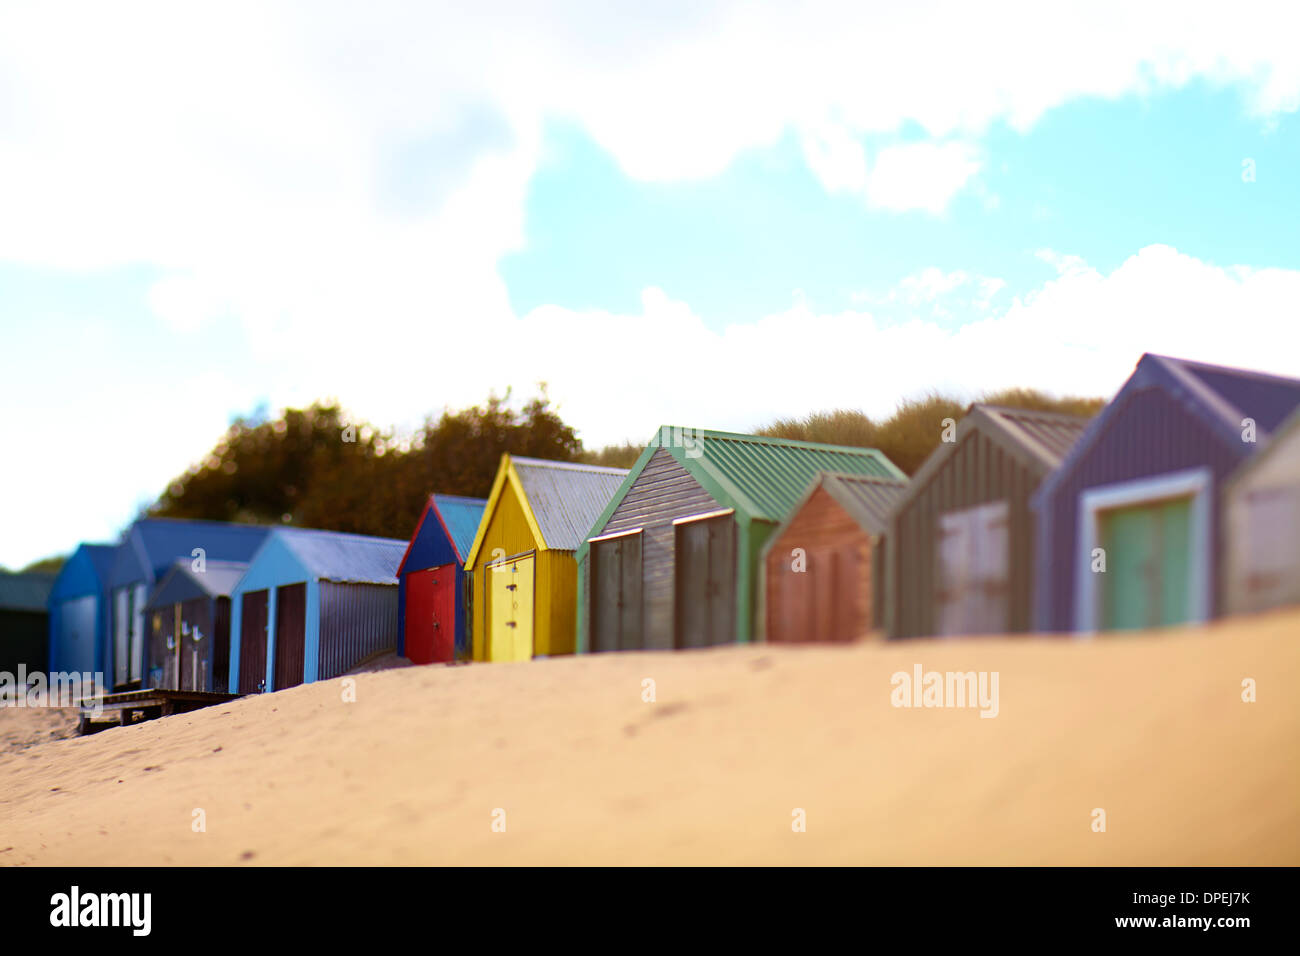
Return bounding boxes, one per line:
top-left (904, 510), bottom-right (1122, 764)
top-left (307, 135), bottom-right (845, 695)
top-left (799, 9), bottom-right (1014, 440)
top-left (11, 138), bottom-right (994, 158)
top-left (407, 564), bottom-right (456, 664)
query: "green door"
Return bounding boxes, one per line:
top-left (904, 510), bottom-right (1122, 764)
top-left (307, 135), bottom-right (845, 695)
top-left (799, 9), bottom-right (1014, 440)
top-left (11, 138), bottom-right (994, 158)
top-left (1099, 496), bottom-right (1192, 630)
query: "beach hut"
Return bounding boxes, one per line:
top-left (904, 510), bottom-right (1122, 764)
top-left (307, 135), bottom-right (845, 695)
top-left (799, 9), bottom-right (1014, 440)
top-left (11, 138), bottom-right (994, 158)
top-left (142, 560), bottom-right (248, 693)
top-left (0, 572), bottom-right (56, 676)
top-left (47, 543), bottom-right (118, 676)
top-left (887, 405), bottom-right (1090, 638)
top-left (228, 528), bottom-right (406, 694)
top-left (576, 426), bottom-right (905, 653)
top-left (105, 519), bottom-right (271, 690)
top-left (463, 455), bottom-right (629, 662)
top-left (1223, 406), bottom-right (1300, 615)
top-left (760, 472), bottom-right (907, 643)
top-left (395, 494), bottom-right (486, 664)
top-left (1032, 353), bottom-right (1300, 632)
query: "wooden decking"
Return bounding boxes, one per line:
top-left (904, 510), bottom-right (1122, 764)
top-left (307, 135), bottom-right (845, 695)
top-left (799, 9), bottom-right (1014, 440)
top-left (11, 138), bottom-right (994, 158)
top-left (77, 689), bottom-right (238, 735)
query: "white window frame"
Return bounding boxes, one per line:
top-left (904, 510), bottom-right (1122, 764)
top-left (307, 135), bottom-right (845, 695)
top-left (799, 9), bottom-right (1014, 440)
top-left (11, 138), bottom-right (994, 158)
top-left (1074, 467), bottom-right (1213, 634)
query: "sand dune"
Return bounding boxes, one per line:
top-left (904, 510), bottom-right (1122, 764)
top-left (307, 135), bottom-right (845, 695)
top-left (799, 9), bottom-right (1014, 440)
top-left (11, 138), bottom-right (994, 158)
top-left (2, 609), bottom-right (1298, 865)
top-left (0, 706), bottom-right (77, 757)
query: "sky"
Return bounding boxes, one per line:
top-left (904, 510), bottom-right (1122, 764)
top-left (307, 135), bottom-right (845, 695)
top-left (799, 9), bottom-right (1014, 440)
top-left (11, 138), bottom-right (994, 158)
top-left (2, 0), bottom-right (1300, 569)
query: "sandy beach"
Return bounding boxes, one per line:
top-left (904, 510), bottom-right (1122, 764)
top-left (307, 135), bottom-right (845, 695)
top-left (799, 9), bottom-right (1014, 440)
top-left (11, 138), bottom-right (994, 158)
top-left (2, 609), bottom-right (1297, 866)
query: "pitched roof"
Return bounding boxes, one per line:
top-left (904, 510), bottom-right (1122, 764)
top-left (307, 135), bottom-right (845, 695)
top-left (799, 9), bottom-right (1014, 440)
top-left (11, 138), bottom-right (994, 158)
top-left (669, 426), bottom-right (904, 520)
top-left (969, 404), bottom-right (1091, 470)
top-left (110, 518), bottom-right (272, 587)
top-left (775, 469), bottom-right (909, 539)
top-left (868, 403), bottom-right (1092, 524)
top-left (1034, 353), bottom-right (1300, 509)
top-left (431, 494), bottom-right (488, 561)
top-left (83, 544), bottom-right (119, 582)
top-left (275, 528), bottom-right (408, 585)
top-left (0, 572), bottom-right (56, 612)
top-left (510, 457), bottom-right (630, 551)
top-left (759, 471), bottom-right (908, 566)
top-left (395, 493), bottom-right (488, 576)
top-left (1162, 354), bottom-right (1300, 435)
top-left (1225, 402), bottom-right (1300, 493)
top-left (143, 559), bottom-right (249, 609)
top-left (819, 473), bottom-right (910, 535)
top-left (47, 543), bottom-right (119, 603)
top-left (578, 428), bottom-right (906, 562)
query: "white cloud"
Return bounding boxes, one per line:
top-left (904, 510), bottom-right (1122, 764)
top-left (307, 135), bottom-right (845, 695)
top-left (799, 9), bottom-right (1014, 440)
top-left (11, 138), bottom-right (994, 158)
top-left (3, 2), bottom-right (1299, 271)
top-left (148, 275), bottom-right (225, 333)
top-left (1035, 248), bottom-right (1091, 276)
top-left (854, 267), bottom-right (1006, 317)
top-left (800, 123), bottom-right (868, 194)
top-left (865, 141), bottom-right (984, 214)
top-left (5, 2), bottom-right (1300, 565)
top-left (506, 244), bottom-right (1300, 445)
top-left (802, 134), bottom-right (984, 213)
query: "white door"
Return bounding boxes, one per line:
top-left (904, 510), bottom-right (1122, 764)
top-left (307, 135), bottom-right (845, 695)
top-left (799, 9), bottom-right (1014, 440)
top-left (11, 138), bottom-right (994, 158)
top-left (113, 587), bottom-right (130, 687)
top-left (1240, 486), bottom-right (1300, 611)
top-left (58, 595), bottom-right (97, 674)
top-left (130, 583), bottom-right (147, 682)
top-left (936, 500), bottom-right (1010, 636)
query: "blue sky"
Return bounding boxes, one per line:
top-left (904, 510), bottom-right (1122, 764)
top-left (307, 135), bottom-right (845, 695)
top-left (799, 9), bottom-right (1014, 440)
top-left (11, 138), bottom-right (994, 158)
top-left (2, 1), bottom-right (1300, 568)
top-left (505, 83), bottom-right (1299, 327)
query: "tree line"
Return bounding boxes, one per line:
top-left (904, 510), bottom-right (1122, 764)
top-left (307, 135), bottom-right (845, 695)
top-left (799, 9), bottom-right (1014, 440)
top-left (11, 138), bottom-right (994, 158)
top-left (11, 384), bottom-right (1105, 570)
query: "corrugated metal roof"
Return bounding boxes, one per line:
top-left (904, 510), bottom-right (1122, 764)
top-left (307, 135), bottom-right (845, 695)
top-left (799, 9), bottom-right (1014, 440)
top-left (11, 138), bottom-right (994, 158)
top-left (110, 518), bottom-right (272, 587)
top-left (820, 473), bottom-right (909, 535)
top-left (1226, 402), bottom-right (1300, 493)
top-left (977, 405), bottom-right (1091, 469)
top-left (144, 559), bottom-right (249, 609)
top-left (84, 544), bottom-right (119, 581)
top-left (431, 494), bottom-right (487, 562)
top-left (512, 457), bottom-right (630, 550)
top-left (679, 428), bottom-right (905, 522)
top-left (1035, 353), bottom-right (1300, 516)
top-left (0, 572), bottom-right (56, 612)
top-left (277, 528), bottom-right (408, 585)
top-left (1165, 355), bottom-right (1300, 434)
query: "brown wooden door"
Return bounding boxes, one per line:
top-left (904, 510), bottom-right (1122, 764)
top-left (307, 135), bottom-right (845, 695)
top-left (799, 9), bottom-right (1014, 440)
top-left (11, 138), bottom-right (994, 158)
top-left (238, 590), bottom-right (269, 694)
top-left (590, 532), bottom-right (644, 652)
top-left (674, 514), bottom-right (736, 648)
top-left (273, 583), bottom-right (307, 690)
top-left (212, 597), bottom-right (232, 694)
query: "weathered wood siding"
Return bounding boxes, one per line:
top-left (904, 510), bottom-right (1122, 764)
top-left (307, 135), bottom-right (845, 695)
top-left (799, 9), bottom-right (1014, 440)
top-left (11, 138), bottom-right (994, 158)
top-left (890, 429), bottom-right (1040, 638)
top-left (1224, 421), bottom-right (1300, 614)
top-left (764, 485), bottom-right (875, 642)
top-left (584, 448), bottom-right (720, 651)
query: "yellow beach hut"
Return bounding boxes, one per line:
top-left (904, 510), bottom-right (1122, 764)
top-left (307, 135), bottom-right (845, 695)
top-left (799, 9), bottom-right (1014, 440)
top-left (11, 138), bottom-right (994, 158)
top-left (464, 455), bottom-right (629, 661)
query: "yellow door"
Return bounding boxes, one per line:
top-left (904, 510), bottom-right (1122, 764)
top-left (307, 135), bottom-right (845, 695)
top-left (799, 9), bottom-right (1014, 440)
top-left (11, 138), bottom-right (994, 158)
top-left (488, 555), bottom-right (535, 661)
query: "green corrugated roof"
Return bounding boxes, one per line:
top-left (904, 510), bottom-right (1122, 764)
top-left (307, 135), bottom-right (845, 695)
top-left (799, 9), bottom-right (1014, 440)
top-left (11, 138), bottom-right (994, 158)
top-left (656, 426), bottom-right (905, 523)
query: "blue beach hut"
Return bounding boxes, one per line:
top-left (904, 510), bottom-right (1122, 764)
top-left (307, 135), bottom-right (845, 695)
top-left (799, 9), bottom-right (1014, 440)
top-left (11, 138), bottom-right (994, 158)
top-left (47, 543), bottom-right (119, 676)
top-left (228, 528), bottom-right (407, 694)
top-left (104, 519), bottom-right (271, 689)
